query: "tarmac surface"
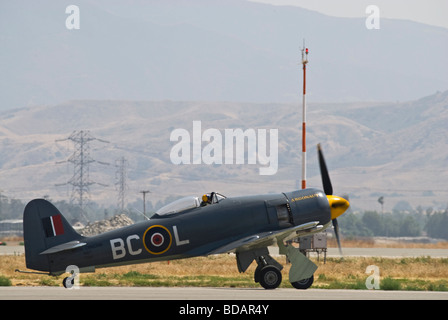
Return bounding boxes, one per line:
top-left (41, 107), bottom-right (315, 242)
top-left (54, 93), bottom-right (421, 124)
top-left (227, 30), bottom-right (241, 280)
top-left (1, 246), bottom-right (447, 301)
top-left (1, 286), bottom-right (447, 300)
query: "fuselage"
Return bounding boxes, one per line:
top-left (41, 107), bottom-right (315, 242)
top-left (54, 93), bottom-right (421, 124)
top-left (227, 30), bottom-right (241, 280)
top-left (48, 188), bottom-right (332, 274)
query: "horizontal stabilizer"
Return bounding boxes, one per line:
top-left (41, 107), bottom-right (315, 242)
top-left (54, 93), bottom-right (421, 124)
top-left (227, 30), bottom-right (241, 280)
top-left (40, 240), bottom-right (86, 255)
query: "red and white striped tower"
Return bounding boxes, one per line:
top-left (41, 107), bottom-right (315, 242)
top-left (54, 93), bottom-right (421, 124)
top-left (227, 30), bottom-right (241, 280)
top-left (301, 44), bottom-right (309, 189)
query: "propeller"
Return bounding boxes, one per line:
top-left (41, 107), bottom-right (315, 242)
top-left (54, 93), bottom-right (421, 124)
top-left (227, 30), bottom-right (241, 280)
top-left (332, 218), bottom-right (343, 256)
top-left (317, 144), bottom-right (349, 257)
top-left (317, 144), bottom-right (333, 196)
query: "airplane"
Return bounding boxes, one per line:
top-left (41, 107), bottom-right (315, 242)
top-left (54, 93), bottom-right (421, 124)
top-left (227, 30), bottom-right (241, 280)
top-left (22, 144), bottom-right (349, 290)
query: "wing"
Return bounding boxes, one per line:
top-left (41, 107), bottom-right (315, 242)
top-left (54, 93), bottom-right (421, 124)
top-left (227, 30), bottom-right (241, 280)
top-left (208, 221), bottom-right (322, 255)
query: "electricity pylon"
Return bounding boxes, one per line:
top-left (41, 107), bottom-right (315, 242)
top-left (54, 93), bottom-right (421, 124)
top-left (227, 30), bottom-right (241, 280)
top-left (115, 156), bottom-right (128, 213)
top-left (56, 130), bottom-right (109, 217)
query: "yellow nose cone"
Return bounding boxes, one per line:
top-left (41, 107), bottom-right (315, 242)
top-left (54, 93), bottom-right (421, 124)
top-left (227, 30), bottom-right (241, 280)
top-left (327, 195), bottom-right (350, 220)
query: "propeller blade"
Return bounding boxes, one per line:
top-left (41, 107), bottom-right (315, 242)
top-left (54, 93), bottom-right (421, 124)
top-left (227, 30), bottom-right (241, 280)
top-left (332, 218), bottom-right (343, 256)
top-left (317, 144), bottom-right (345, 256)
top-left (317, 144), bottom-right (333, 196)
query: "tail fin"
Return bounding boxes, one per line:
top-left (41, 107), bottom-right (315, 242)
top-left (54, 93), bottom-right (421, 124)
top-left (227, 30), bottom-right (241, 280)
top-left (23, 199), bottom-right (82, 273)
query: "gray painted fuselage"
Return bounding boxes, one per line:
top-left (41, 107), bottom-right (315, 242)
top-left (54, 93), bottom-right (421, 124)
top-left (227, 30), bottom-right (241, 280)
top-left (44, 188), bottom-right (331, 274)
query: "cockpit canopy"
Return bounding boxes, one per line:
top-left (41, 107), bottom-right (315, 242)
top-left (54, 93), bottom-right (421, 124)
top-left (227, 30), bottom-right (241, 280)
top-left (155, 192), bottom-right (226, 216)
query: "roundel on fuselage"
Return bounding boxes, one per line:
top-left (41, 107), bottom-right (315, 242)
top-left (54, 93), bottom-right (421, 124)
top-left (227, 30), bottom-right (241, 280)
top-left (143, 225), bottom-right (172, 255)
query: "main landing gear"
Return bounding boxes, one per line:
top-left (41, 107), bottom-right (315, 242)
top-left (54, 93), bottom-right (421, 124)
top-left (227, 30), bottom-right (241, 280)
top-left (236, 246), bottom-right (316, 290)
top-left (253, 255), bottom-right (314, 290)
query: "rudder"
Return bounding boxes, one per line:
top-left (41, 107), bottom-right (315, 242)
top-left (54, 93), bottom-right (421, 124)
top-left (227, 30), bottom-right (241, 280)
top-left (23, 199), bottom-right (82, 273)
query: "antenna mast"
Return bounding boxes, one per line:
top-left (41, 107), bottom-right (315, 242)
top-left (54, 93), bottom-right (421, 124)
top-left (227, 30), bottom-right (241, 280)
top-left (301, 41), bottom-right (309, 189)
top-left (140, 190), bottom-right (150, 220)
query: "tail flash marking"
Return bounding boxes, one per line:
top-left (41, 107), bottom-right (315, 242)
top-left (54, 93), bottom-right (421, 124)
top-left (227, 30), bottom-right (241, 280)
top-left (42, 214), bottom-right (65, 237)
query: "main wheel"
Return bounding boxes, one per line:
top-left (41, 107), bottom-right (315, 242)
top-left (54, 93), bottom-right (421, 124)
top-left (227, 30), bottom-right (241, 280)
top-left (259, 266), bottom-right (282, 290)
top-left (291, 275), bottom-right (314, 290)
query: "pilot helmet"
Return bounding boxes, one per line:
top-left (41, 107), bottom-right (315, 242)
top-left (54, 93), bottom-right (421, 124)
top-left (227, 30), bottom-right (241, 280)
top-left (202, 194), bottom-right (209, 202)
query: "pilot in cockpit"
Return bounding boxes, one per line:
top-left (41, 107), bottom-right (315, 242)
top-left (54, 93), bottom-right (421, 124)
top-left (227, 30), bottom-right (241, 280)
top-left (201, 194), bottom-right (212, 206)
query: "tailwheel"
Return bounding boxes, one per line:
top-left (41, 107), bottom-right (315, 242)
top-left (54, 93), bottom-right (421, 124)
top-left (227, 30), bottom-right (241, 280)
top-left (259, 265), bottom-right (282, 290)
top-left (62, 276), bottom-right (74, 289)
top-left (291, 275), bottom-right (314, 290)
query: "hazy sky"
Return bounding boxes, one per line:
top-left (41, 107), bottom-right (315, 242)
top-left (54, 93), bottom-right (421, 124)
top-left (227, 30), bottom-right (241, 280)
top-left (249, 0), bottom-right (448, 29)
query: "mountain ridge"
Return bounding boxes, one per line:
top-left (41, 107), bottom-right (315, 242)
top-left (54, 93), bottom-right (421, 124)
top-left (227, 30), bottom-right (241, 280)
top-left (0, 90), bottom-right (446, 213)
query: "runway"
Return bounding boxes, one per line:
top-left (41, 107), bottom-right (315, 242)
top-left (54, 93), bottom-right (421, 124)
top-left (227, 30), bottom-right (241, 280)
top-left (1, 286), bottom-right (447, 300)
top-left (2, 246), bottom-right (447, 302)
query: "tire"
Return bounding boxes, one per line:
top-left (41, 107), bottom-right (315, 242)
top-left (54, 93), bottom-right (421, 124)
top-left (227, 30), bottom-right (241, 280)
top-left (63, 276), bottom-right (74, 289)
top-left (259, 266), bottom-right (282, 290)
top-left (291, 275), bottom-right (314, 290)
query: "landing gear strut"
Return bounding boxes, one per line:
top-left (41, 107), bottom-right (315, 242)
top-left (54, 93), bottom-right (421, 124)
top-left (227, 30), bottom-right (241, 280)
top-left (237, 248), bottom-right (284, 290)
top-left (278, 240), bottom-right (317, 290)
top-left (253, 254), bottom-right (284, 289)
